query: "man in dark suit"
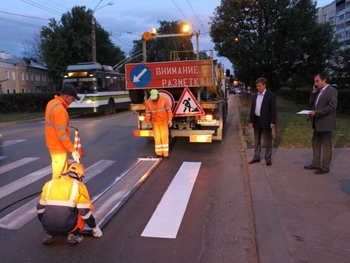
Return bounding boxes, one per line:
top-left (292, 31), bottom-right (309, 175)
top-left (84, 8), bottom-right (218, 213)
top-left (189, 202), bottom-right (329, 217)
top-left (304, 73), bottom-right (338, 174)
top-left (248, 77), bottom-right (277, 166)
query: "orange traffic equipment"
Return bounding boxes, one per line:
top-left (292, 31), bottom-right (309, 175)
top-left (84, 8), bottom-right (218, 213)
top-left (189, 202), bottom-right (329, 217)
top-left (73, 128), bottom-right (86, 157)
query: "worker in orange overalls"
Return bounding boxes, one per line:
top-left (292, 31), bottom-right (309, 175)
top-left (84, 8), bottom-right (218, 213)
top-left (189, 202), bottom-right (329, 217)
top-left (36, 162), bottom-right (102, 244)
top-left (145, 89), bottom-right (173, 159)
top-left (45, 85), bottom-right (81, 179)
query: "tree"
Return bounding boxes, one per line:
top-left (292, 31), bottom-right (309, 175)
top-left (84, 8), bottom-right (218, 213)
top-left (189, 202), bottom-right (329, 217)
top-left (22, 32), bottom-right (44, 62)
top-left (210, 0), bottom-right (337, 90)
top-left (40, 6), bottom-right (126, 89)
top-left (129, 20), bottom-right (195, 63)
top-left (329, 48), bottom-right (350, 87)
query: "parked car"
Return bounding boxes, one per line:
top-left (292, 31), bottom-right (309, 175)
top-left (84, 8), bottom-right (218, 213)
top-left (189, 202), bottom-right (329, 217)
top-left (234, 88), bottom-right (242, 95)
top-left (229, 87), bottom-right (242, 95)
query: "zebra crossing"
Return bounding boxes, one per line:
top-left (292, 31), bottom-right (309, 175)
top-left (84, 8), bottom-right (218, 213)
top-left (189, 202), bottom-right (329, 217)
top-left (0, 139), bottom-right (203, 239)
top-left (0, 157), bottom-right (116, 230)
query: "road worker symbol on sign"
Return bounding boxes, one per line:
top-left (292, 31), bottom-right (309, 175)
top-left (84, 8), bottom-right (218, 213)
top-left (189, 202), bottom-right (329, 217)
top-left (173, 87), bottom-right (205, 117)
top-left (182, 97), bottom-right (199, 113)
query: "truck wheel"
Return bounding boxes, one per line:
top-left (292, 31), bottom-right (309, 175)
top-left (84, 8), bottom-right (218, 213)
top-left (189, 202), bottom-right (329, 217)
top-left (129, 90), bottom-right (144, 103)
top-left (104, 99), bottom-right (115, 115)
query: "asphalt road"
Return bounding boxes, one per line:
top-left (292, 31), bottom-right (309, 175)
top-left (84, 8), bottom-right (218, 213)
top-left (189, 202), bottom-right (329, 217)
top-left (0, 95), bottom-right (257, 263)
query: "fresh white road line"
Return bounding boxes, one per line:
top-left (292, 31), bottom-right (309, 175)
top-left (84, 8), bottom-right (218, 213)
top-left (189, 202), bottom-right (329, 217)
top-left (0, 165), bottom-right (52, 199)
top-left (0, 157), bottom-right (39, 175)
top-left (0, 140), bottom-right (26, 147)
top-left (141, 161), bottom-right (201, 239)
top-left (0, 159), bottom-right (115, 229)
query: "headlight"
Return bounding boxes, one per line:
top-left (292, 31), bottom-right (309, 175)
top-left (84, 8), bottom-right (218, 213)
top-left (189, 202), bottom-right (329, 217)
top-left (205, 115), bottom-right (213, 121)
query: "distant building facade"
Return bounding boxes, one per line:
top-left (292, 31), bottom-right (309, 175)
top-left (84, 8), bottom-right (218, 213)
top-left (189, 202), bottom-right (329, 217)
top-left (317, 0), bottom-right (350, 50)
top-left (0, 51), bottom-right (52, 94)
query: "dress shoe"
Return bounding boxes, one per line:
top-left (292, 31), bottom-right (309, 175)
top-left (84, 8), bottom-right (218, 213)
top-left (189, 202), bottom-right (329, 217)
top-left (303, 165), bottom-right (319, 170)
top-left (266, 161), bottom-right (272, 166)
top-left (315, 169), bottom-right (329, 174)
top-left (248, 159), bottom-right (260, 164)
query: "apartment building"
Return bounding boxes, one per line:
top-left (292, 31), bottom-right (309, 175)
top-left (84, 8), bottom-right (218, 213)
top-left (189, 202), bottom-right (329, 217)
top-left (0, 51), bottom-right (51, 94)
top-left (317, 0), bottom-right (350, 49)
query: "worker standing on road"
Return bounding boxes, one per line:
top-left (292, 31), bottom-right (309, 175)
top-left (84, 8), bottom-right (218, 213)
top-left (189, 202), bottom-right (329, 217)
top-left (45, 85), bottom-right (81, 179)
top-left (145, 89), bottom-right (173, 159)
top-left (36, 162), bottom-right (102, 244)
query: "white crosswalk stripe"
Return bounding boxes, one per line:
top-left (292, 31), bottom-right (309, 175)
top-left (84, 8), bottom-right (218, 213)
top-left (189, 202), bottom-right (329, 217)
top-left (0, 158), bottom-right (116, 230)
top-left (0, 157), bottom-right (39, 175)
top-left (0, 165), bottom-right (51, 199)
top-left (0, 140), bottom-right (26, 147)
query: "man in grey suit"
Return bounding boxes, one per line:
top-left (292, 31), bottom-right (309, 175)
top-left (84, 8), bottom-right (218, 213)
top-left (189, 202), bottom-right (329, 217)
top-left (248, 77), bottom-right (277, 166)
top-left (304, 73), bottom-right (338, 174)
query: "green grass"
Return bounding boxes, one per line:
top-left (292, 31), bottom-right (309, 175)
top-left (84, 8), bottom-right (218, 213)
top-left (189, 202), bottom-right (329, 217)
top-left (239, 95), bottom-right (350, 148)
top-left (0, 112), bottom-right (44, 123)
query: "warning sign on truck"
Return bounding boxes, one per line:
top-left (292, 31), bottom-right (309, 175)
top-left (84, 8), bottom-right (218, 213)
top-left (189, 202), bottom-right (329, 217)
top-left (173, 87), bottom-right (205, 117)
top-left (125, 60), bottom-right (213, 89)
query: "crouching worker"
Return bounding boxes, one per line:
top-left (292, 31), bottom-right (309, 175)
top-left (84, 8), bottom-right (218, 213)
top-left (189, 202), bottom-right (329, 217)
top-left (36, 162), bottom-right (102, 244)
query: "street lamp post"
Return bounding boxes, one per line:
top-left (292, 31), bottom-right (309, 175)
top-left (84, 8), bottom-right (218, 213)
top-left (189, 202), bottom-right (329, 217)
top-left (91, 0), bottom-right (114, 62)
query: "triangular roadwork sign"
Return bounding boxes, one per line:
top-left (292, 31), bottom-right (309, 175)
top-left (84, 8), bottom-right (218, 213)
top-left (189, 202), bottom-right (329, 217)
top-left (173, 87), bottom-right (205, 117)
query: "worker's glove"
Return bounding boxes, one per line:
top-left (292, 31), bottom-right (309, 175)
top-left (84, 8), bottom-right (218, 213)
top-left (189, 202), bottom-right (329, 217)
top-left (92, 226), bottom-right (103, 237)
top-left (146, 122), bottom-right (152, 129)
top-left (168, 120), bottom-right (173, 127)
top-left (72, 151), bottom-right (80, 163)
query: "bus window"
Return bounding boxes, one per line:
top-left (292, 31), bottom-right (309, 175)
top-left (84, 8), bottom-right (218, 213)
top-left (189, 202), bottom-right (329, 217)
top-left (78, 81), bottom-right (87, 93)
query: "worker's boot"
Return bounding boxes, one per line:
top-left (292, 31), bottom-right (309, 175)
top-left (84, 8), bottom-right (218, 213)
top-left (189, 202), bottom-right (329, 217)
top-left (42, 233), bottom-right (54, 244)
top-left (67, 233), bottom-right (83, 244)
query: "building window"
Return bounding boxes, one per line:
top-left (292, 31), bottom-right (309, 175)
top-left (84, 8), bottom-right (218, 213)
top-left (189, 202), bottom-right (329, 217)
top-left (11, 72), bottom-right (15, 80)
top-left (21, 72), bottom-right (25, 81)
top-left (5, 70), bottom-right (9, 79)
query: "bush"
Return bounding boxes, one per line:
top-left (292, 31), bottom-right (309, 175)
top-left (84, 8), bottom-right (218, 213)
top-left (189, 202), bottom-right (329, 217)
top-left (0, 93), bottom-right (59, 113)
top-left (279, 87), bottom-right (310, 104)
top-left (279, 87), bottom-right (350, 114)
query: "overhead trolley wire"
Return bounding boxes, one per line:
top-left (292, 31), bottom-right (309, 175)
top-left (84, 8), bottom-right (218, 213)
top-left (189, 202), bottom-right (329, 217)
top-left (20, 0), bottom-right (62, 16)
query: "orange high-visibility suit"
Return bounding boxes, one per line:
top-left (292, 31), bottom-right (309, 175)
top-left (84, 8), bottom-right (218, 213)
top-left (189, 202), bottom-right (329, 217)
top-left (36, 174), bottom-right (96, 235)
top-left (45, 95), bottom-right (76, 179)
top-left (145, 95), bottom-right (173, 157)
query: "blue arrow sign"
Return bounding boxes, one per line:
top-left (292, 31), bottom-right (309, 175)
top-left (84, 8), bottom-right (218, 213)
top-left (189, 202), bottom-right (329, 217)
top-left (129, 64), bottom-right (152, 88)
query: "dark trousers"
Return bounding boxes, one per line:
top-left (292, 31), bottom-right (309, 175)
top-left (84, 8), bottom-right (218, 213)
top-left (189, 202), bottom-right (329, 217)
top-left (253, 116), bottom-right (272, 162)
top-left (311, 130), bottom-right (332, 170)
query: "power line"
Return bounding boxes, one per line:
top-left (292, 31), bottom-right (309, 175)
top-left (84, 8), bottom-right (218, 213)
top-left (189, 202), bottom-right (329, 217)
top-left (0, 17), bottom-right (43, 29)
top-left (171, 0), bottom-right (191, 22)
top-left (0, 11), bottom-right (49, 20)
top-left (20, 0), bottom-right (62, 16)
top-left (36, 0), bottom-right (67, 13)
top-left (186, 0), bottom-right (205, 31)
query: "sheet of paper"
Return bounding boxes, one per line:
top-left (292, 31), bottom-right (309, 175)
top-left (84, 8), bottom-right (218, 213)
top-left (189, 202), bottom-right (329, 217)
top-left (296, 110), bottom-right (312, 115)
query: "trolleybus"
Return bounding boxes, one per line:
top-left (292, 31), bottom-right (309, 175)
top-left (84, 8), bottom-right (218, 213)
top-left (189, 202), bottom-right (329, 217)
top-left (63, 62), bottom-right (131, 114)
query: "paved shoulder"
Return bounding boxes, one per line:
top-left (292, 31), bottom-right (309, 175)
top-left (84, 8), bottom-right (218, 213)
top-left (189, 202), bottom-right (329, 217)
top-left (247, 147), bottom-right (350, 263)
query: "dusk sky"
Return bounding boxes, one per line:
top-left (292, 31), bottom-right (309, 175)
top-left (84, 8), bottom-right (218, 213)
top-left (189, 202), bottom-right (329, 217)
top-left (0, 0), bottom-right (332, 71)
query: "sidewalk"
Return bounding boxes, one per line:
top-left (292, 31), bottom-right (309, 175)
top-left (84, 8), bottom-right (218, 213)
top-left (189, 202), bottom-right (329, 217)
top-left (246, 147), bottom-right (350, 263)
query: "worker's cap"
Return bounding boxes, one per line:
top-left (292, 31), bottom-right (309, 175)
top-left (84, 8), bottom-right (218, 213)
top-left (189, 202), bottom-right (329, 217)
top-left (150, 89), bottom-right (159, 100)
top-left (62, 85), bottom-right (81, 100)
